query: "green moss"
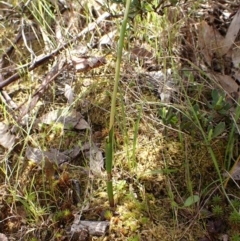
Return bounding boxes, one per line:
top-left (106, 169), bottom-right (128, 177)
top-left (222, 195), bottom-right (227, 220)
top-left (212, 205), bottom-right (224, 217)
top-left (229, 211), bottom-right (240, 225)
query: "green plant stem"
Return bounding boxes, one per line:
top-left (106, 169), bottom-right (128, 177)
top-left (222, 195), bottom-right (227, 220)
top-left (109, 0), bottom-right (131, 128)
top-left (106, 0), bottom-right (131, 207)
top-left (106, 127), bottom-right (114, 207)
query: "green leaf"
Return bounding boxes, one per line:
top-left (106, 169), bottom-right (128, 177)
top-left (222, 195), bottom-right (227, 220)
top-left (212, 122), bottom-right (225, 139)
top-left (211, 89), bottom-right (219, 103)
top-left (207, 127), bottom-right (213, 141)
top-left (184, 195), bottom-right (200, 207)
top-left (169, 0), bottom-right (178, 5)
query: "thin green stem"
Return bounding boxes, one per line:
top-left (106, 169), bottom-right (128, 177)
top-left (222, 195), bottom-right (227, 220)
top-left (106, 0), bottom-right (131, 207)
top-left (109, 0), bottom-right (131, 128)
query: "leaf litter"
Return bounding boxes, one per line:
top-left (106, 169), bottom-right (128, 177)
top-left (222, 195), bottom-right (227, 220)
top-left (1, 1), bottom-right (240, 240)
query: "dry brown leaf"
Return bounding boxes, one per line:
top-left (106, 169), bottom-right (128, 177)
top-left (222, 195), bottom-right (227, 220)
top-left (130, 46), bottom-right (153, 60)
top-left (88, 144), bottom-right (104, 176)
top-left (75, 118), bottom-right (90, 130)
top-left (63, 142), bottom-right (91, 159)
top-left (36, 109), bottom-right (89, 130)
top-left (220, 8), bottom-right (240, 56)
top-left (25, 147), bottom-right (70, 165)
top-left (232, 46), bottom-right (240, 68)
top-left (215, 74), bottom-right (239, 96)
top-left (233, 69), bottom-right (240, 83)
top-left (45, 148), bottom-right (70, 164)
top-left (71, 56), bottom-right (106, 72)
top-left (0, 122), bottom-right (16, 149)
top-left (197, 21), bottom-right (224, 66)
top-left (25, 147), bottom-right (44, 165)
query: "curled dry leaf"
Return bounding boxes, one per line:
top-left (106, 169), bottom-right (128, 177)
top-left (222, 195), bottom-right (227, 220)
top-left (25, 147), bottom-right (70, 165)
top-left (88, 144), bottom-right (104, 176)
top-left (99, 29), bottom-right (117, 48)
top-left (64, 84), bottom-right (74, 104)
top-left (36, 109), bottom-right (90, 130)
top-left (0, 122), bottom-right (15, 149)
top-left (71, 56), bottom-right (106, 72)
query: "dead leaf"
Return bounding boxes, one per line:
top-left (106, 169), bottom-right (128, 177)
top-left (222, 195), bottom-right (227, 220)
top-left (63, 142), bottom-right (91, 159)
top-left (71, 218), bottom-right (109, 236)
top-left (233, 69), bottom-right (240, 82)
top-left (37, 109), bottom-right (68, 125)
top-left (75, 118), bottom-right (90, 130)
top-left (215, 74), bottom-right (239, 96)
top-left (197, 21), bottom-right (224, 66)
top-left (0, 122), bottom-right (15, 149)
top-left (99, 30), bottom-right (117, 48)
top-left (64, 84), bottom-right (74, 104)
top-left (0, 233), bottom-right (8, 241)
top-left (25, 147), bottom-right (70, 166)
top-left (71, 56), bottom-right (106, 72)
top-left (25, 147), bottom-right (44, 165)
top-left (45, 148), bottom-right (70, 164)
top-left (88, 144), bottom-right (104, 176)
top-left (130, 46), bottom-right (153, 60)
top-left (36, 109), bottom-right (89, 130)
top-left (220, 8), bottom-right (240, 56)
top-left (232, 46), bottom-right (240, 68)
